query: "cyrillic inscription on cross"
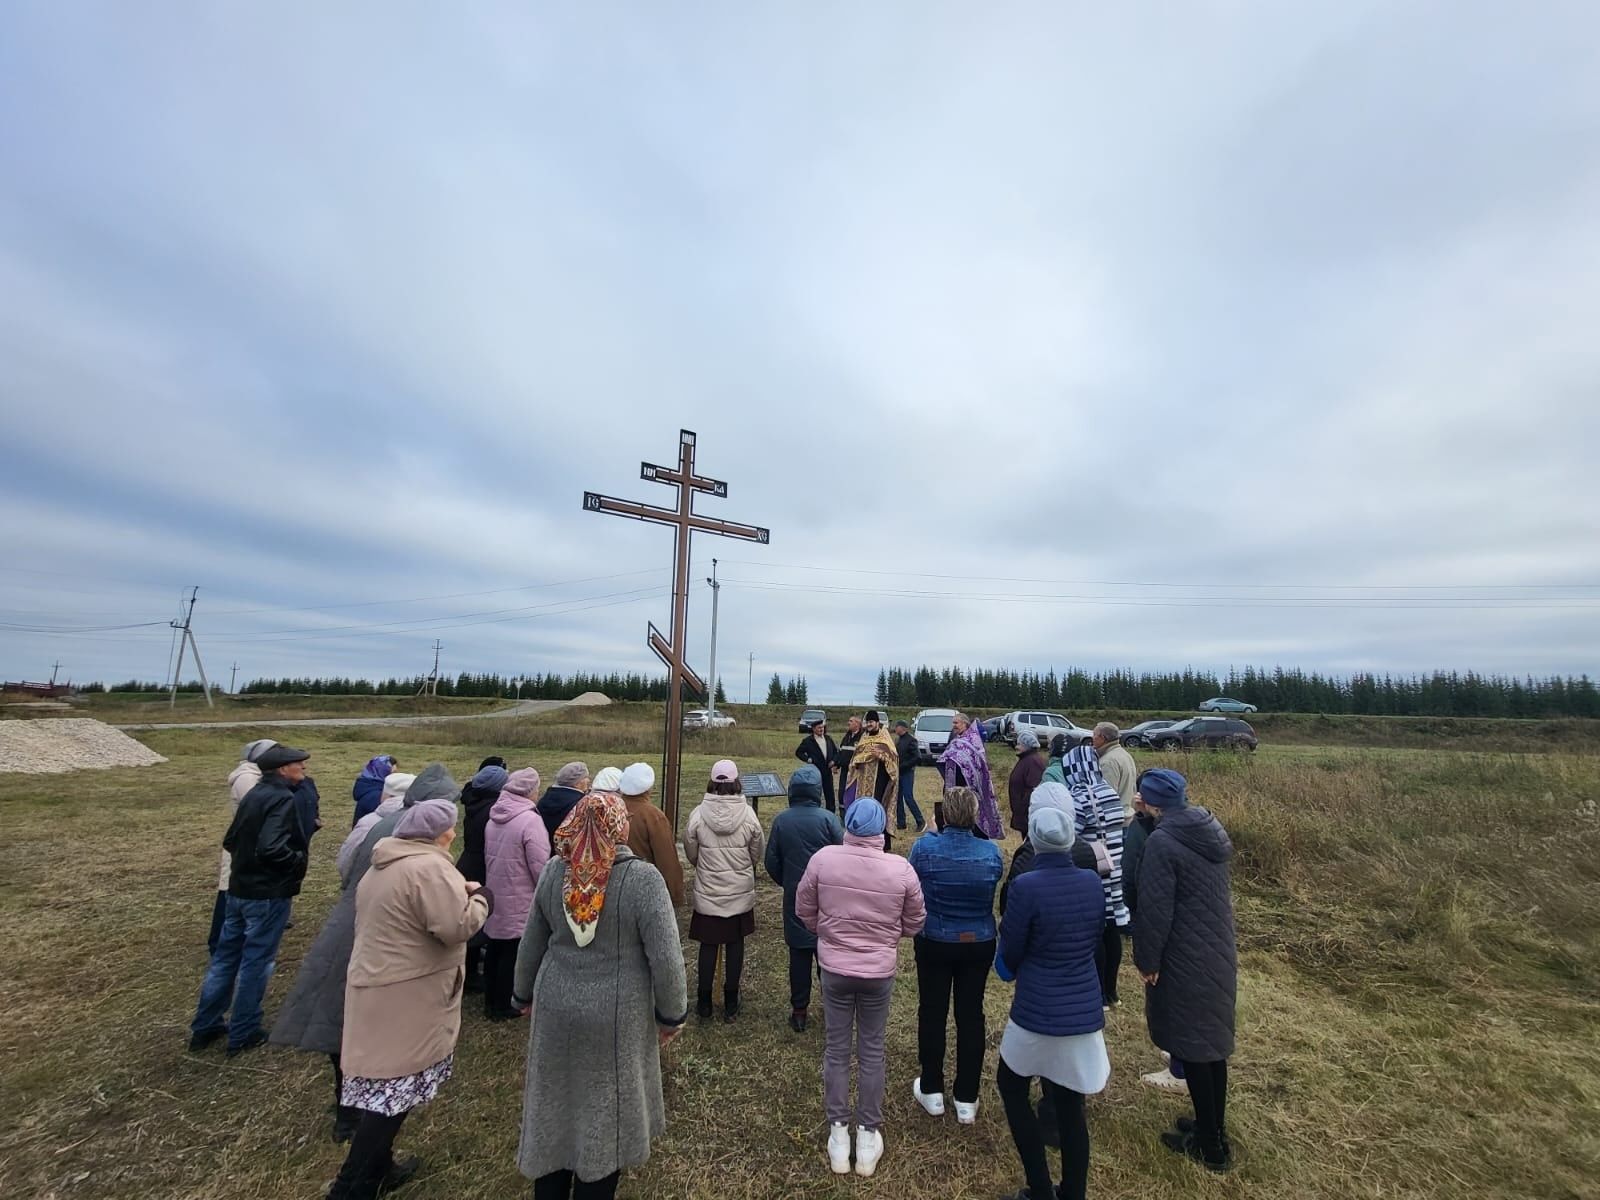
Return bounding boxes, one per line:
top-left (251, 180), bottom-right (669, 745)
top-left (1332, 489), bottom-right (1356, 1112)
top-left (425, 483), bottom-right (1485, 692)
top-left (582, 429), bottom-right (769, 828)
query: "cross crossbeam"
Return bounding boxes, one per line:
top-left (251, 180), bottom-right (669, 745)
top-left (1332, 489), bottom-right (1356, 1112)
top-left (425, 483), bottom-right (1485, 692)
top-left (583, 429), bottom-right (768, 828)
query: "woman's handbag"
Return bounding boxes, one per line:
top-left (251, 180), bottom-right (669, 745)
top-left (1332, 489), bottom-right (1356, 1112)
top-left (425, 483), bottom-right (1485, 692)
top-left (1087, 788), bottom-right (1114, 877)
top-left (1089, 838), bottom-right (1114, 878)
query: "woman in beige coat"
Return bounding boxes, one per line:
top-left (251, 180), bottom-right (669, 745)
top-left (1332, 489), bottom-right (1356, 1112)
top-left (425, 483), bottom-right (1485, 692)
top-left (326, 797), bottom-right (491, 1200)
top-left (683, 759), bottom-right (764, 1022)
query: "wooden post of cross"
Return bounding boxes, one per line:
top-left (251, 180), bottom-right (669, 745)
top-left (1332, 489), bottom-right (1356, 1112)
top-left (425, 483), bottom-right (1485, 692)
top-left (583, 429), bottom-right (769, 829)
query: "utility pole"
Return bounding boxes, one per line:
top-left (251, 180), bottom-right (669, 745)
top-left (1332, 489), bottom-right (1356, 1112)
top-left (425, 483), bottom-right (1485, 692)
top-left (229, 662), bottom-right (239, 694)
top-left (167, 587), bottom-right (215, 709)
top-left (748, 651), bottom-right (754, 706)
top-left (417, 640), bottom-right (442, 697)
top-left (49, 660), bottom-right (61, 687)
top-left (705, 558), bottom-right (720, 718)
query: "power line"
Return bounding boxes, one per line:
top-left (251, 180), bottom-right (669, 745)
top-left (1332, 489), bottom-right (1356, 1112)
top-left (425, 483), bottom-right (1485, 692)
top-left (718, 578), bottom-right (1600, 610)
top-left (0, 619), bottom-right (170, 632)
top-left (200, 586), bottom-right (689, 646)
top-left (0, 568), bottom-right (667, 621)
top-left (717, 558), bottom-right (1600, 592)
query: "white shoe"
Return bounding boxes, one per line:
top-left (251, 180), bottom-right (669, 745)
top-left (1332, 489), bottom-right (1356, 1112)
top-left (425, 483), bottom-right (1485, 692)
top-left (827, 1122), bottom-right (852, 1174)
top-left (954, 1100), bottom-right (979, 1125)
top-left (1142, 1067), bottom-right (1188, 1092)
top-left (854, 1127), bottom-right (883, 1177)
top-left (912, 1077), bottom-right (945, 1117)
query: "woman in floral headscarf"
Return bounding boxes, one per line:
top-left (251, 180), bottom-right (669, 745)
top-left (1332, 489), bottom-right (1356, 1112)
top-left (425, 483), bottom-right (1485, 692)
top-left (512, 792), bottom-right (688, 1200)
top-left (937, 713), bottom-right (1003, 838)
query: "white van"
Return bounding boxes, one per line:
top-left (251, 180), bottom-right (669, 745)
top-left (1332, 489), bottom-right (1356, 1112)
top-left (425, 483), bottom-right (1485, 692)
top-left (912, 708), bottom-right (959, 764)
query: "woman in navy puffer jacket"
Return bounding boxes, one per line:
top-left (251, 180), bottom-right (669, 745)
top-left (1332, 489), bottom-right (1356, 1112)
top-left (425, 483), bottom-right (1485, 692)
top-left (993, 805), bottom-right (1109, 1200)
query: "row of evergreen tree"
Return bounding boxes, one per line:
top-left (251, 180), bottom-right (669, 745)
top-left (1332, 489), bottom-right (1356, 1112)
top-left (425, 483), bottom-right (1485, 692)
top-left (874, 665), bottom-right (1600, 718)
top-left (763, 674), bottom-right (811, 704)
top-left (90, 664), bottom-right (1600, 719)
top-left (237, 672), bottom-right (728, 702)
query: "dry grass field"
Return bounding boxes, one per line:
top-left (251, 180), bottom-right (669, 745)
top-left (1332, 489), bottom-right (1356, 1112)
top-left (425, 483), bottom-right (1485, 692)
top-left (2, 703), bottom-right (1597, 1200)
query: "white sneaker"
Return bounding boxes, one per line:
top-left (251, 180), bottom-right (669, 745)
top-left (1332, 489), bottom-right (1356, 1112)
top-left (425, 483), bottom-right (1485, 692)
top-left (954, 1099), bottom-right (979, 1125)
top-left (854, 1127), bottom-right (883, 1177)
top-left (912, 1077), bottom-right (945, 1117)
top-left (827, 1122), bottom-right (852, 1174)
top-left (1142, 1067), bottom-right (1188, 1092)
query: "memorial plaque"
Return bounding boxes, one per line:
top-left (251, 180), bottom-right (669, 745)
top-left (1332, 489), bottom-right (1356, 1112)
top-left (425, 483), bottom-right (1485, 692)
top-left (741, 772), bottom-right (786, 798)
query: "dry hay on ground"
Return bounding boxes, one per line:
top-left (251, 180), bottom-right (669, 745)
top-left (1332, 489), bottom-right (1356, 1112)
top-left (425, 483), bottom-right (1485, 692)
top-left (568, 691), bottom-right (611, 706)
top-left (0, 717), bottom-right (167, 774)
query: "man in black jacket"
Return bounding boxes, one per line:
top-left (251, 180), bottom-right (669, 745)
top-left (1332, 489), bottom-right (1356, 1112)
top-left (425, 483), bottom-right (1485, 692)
top-left (892, 720), bottom-right (925, 831)
top-left (189, 744), bottom-right (313, 1057)
top-left (792, 717), bottom-right (838, 813)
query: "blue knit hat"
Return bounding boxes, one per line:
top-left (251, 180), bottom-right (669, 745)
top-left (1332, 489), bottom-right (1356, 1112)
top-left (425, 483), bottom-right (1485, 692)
top-left (844, 798), bottom-right (886, 837)
top-left (1139, 768), bottom-right (1188, 809)
top-left (788, 765), bottom-right (823, 802)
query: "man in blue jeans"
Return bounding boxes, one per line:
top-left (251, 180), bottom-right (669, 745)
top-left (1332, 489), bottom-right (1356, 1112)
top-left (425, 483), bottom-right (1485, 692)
top-left (190, 744), bottom-right (312, 1057)
top-left (892, 721), bottom-right (926, 832)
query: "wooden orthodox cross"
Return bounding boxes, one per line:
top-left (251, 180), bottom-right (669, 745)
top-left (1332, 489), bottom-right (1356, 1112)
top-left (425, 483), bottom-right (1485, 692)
top-left (583, 429), bottom-right (769, 828)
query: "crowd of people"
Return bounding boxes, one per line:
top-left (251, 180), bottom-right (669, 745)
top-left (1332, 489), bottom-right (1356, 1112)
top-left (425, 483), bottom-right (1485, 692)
top-left (189, 710), bottom-right (1238, 1200)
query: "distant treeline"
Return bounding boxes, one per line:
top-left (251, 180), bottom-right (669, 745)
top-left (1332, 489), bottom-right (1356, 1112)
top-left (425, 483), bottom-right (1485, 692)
top-left (239, 672), bottom-right (701, 700)
top-left (874, 665), bottom-right (1600, 719)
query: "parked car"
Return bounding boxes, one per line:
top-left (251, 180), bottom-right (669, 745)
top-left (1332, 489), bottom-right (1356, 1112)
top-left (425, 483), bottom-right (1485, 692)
top-left (1120, 719), bottom-right (1182, 748)
top-left (912, 708), bottom-right (959, 763)
top-left (1197, 696), bottom-right (1258, 713)
top-left (683, 708), bottom-right (736, 730)
top-left (978, 715), bottom-right (1006, 742)
top-left (1003, 710), bottom-right (1094, 750)
top-left (1149, 717), bottom-right (1256, 751)
top-left (797, 707), bottom-right (829, 733)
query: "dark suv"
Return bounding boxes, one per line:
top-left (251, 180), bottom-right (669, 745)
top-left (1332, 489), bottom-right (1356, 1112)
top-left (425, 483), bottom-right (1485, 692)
top-left (1150, 716), bottom-right (1257, 752)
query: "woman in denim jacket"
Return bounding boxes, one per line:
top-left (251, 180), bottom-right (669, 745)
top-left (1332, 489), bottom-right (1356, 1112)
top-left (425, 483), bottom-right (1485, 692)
top-left (906, 786), bottom-right (1004, 1124)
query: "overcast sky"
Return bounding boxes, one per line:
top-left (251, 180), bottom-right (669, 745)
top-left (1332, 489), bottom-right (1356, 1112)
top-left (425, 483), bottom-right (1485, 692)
top-left (2, 3), bottom-right (1598, 702)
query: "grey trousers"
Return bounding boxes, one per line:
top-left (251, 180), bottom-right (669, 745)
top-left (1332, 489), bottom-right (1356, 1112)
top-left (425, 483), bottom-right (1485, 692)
top-left (821, 970), bottom-right (895, 1129)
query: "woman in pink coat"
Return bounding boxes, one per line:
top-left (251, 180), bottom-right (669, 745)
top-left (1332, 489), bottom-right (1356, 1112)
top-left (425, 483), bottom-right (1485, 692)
top-left (482, 767), bottom-right (549, 1020)
top-left (796, 799), bottom-right (925, 1180)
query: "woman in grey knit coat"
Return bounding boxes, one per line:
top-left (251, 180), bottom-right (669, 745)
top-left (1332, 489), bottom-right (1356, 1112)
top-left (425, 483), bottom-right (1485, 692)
top-left (513, 791), bottom-right (687, 1200)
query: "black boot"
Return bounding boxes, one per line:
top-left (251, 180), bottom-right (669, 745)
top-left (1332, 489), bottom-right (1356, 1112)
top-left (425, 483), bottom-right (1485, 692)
top-left (789, 1008), bottom-right (808, 1033)
top-left (1160, 1129), bottom-right (1232, 1173)
top-left (1173, 1115), bottom-right (1232, 1159)
top-left (723, 990), bottom-right (740, 1023)
top-left (696, 994), bottom-right (714, 1020)
top-left (380, 1154), bottom-right (420, 1192)
top-left (332, 1106), bottom-right (360, 1144)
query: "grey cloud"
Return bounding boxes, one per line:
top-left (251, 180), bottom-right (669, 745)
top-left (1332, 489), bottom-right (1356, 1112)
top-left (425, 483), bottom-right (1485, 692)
top-left (2, 2), bottom-right (1597, 698)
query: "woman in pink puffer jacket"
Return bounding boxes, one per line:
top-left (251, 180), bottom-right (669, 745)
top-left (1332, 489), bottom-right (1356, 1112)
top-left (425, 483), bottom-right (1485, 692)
top-left (482, 767), bottom-right (549, 1020)
top-left (796, 799), bottom-right (925, 1180)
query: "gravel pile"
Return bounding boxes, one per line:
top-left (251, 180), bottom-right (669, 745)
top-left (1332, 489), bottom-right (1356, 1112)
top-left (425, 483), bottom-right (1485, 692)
top-left (0, 718), bottom-right (167, 775)
top-left (570, 691), bottom-right (612, 706)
